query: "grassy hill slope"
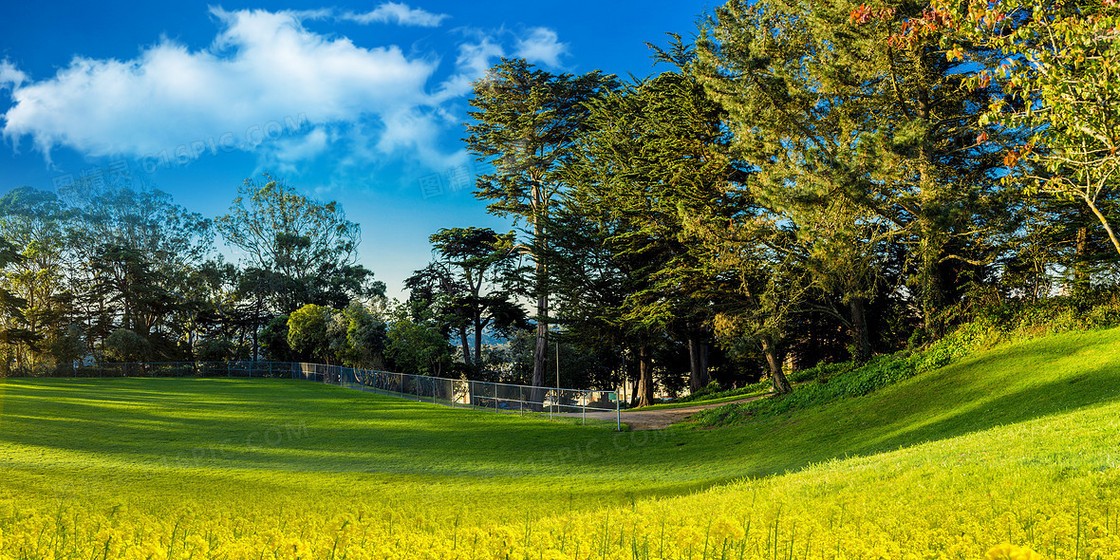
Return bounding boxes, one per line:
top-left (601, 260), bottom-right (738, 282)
top-left (1, 327), bottom-right (1118, 558)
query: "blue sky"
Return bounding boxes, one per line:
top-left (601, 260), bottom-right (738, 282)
top-left (1, 0), bottom-right (714, 297)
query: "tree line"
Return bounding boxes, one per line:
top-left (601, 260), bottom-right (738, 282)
top-left (3, 0), bottom-right (1117, 407)
top-left (410, 0), bottom-right (1120, 406)
top-left (0, 174), bottom-right (397, 371)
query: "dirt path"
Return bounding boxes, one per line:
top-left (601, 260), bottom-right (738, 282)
top-left (559, 392), bottom-right (773, 430)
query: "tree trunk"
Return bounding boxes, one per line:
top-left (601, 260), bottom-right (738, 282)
top-left (760, 336), bottom-right (791, 394)
top-left (1074, 223), bottom-right (1089, 298)
top-left (473, 318), bottom-right (484, 371)
top-left (916, 74), bottom-right (945, 338)
top-left (531, 295), bottom-right (548, 395)
top-left (919, 220), bottom-right (944, 337)
top-left (530, 187), bottom-right (549, 405)
top-left (635, 344), bottom-right (655, 407)
top-left (252, 295), bottom-right (261, 361)
top-left (687, 336), bottom-right (709, 393)
top-left (459, 326), bottom-right (472, 367)
top-left (849, 297), bottom-right (872, 363)
top-left (1084, 195), bottom-right (1120, 257)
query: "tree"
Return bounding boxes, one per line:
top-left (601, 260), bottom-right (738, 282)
top-left (335, 302), bottom-right (388, 369)
top-left (556, 79), bottom-right (723, 402)
top-left (686, 191), bottom-right (805, 395)
top-left (465, 58), bottom-right (616, 396)
top-left (933, 0), bottom-right (1120, 258)
top-left (260, 314), bottom-right (295, 362)
top-left (698, 0), bottom-right (1013, 338)
top-left (61, 181), bottom-right (213, 358)
top-left (287, 304), bottom-right (334, 364)
top-left (102, 328), bottom-right (152, 362)
top-left (0, 187), bottom-right (70, 365)
top-left (386, 306), bottom-right (453, 377)
top-left (0, 237), bottom-right (33, 370)
top-left (694, 6), bottom-right (896, 362)
top-left (216, 174), bottom-right (382, 314)
top-left (425, 227), bottom-right (525, 368)
top-left (180, 259), bottom-right (243, 359)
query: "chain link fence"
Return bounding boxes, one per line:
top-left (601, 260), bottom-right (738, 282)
top-left (5, 361), bottom-right (621, 430)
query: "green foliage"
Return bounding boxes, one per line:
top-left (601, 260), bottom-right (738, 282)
top-left (260, 314), bottom-right (293, 361)
top-left (216, 174), bottom-right (382, 314)
top-left (101, 328), bottom-right (152, 362)
top-left (287, 304), bottom-right (333, 364)
top-left (674, 380), bottom-right (771, 404)
top-left (386, 308), bottom-right (453, 377)
top-left (334, 302), bottom-right (388, 369)
top-left (936, 0), bottom-right (1120, 254)
top-left (693, 320), bottom-right (993, 426)
top-left (697, 0), bottom-right (1015, 341)
top-left (195, 338), bottom-right (236, 362)
top-left (48, 325), bottom-right (86, 364)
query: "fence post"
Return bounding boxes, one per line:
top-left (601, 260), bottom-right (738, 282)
top-left (615, 391), bottom-right (621, 431)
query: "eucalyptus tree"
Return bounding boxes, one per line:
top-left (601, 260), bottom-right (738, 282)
top-left (0, 187), bottom-right (71, 364)
top-left (465, 58), bottom-right (617, 395)
top-left (0, 238), bottom-right (33, 369)
top-left (217, 174), bottom-right (381, 315)
top-left (61, 180), bottom-right (213, 357)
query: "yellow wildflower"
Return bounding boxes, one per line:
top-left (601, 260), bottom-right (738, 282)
top-left (986, 543), bottom-right (1045, 560)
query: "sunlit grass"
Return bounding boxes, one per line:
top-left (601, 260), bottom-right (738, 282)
top-left (1, 327), bottom-right (1119, 558)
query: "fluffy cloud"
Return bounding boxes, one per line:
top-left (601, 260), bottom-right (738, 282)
top-left (515, 27), bottom-right (568, 68)
top-left (2, 8), bottom-right (439, 164)
top-left (0, 8), bottom-right (562, 171)
top-left (0, 60), bottom-right (27, 89)
top-left (341, 2), bottom-right (449, 27)
top-left (432, 35), bottom-right (506, 102)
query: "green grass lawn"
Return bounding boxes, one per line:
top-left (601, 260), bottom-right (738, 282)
top-left (2, 327), bottom-right (1119, 558)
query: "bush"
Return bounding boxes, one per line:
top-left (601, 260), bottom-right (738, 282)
top-left (692, 319), bottom-right (994, 427)
top-left (102, 329), bottom-right (152, 362)
top-left (692, 296), bottom-right (1120, 429)
top-left (677, 379), bottom-right (770, 404)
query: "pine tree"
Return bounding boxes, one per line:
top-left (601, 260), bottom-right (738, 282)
top-left (465, 58), bottom-right (615, 398)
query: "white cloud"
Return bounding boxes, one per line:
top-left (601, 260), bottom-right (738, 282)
top-left (1, 8), bottom-right (438, 164)
top-left (430, 26), bottom-right (568, 103)
top-left (273, 126), bottom-right (330, 161)
top-left (0, 9), bottom-right (566, 173)
top-left (515, 27), bottom-right (568, 68)
top-left (341, 2), bottom-right (449, 27)
top-left (0, 60), bottom-right (27, 89)
top-left (431, 35), bottom-right (505, 102)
